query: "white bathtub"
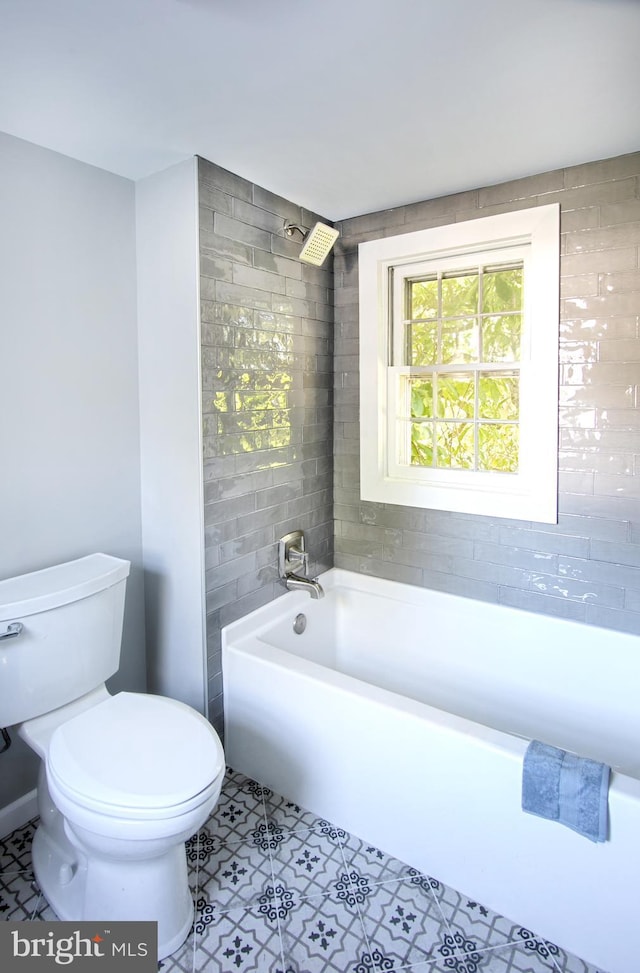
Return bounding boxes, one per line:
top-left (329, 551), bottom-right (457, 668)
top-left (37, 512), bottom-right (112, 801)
top-left (222, 568), bottom-right (640, 973)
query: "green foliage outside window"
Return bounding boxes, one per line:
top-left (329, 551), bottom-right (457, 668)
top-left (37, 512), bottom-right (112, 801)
top-left (405, 265), bottom-right (522, 473)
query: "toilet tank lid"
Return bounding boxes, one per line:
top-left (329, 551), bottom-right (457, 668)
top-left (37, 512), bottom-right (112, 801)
top-left (0, 554), bottom-right (130, 621)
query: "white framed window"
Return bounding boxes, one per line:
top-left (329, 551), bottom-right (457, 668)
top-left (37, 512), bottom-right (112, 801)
top-left (358, 204), bottom-right (560, 523)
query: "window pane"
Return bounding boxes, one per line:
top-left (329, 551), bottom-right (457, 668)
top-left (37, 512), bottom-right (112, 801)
top-left (479, 372), bottom-right (519, 420)
top-left (410, 379), bottom-right (434, 418)
top-left (410, 421), bottom-right (433, 466)
top-left (411, 279), bottom-right (438, 319)
top-left (441, 273), bottom-right (478, 318)
top-left (410, 323), bottom-right (438, 365)
top-left (478, 424), bottom-right (519, 472)
top-left (436, 422), bottom-right (474, 469)
top-left (436, 374), bottom-right (475, 419)
top-left (482, 267), bottom-right (523, 313)
top-left (441, 319), bottom-right (478, 364)
top-left (482, 315), bottom-right (521, 362)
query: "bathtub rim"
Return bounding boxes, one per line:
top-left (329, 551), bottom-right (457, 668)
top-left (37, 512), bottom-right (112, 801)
top-left (222, 570), bottom-right (640, 797)
top-left (223, 566), bottom-right (640, 649)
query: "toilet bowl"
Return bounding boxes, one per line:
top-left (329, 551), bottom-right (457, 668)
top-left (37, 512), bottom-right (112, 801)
top-left (0, 553), bottom-right (225, 960)
top-left (21, 687), bottom-right (225, 959)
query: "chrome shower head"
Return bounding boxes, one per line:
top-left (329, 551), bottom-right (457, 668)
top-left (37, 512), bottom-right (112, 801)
top-left (283, 220), bottom-right (339, 266)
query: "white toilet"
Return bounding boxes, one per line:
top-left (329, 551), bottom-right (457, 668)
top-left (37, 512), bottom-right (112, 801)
top-left (0, 553), bottom-right (225, 959)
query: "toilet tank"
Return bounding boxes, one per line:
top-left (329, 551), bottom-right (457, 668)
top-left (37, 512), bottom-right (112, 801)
top-left (0, 554), bottom-right (130, 728)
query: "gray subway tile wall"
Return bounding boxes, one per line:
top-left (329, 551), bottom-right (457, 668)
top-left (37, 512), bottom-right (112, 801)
top-left (198, 158), bottom-right (334, 731)
top-left (333, 152), bottom-right (640, 634)
top-left (199, 151), bottom-right (640, 731)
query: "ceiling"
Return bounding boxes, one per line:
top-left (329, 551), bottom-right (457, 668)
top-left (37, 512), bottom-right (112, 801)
top-left (1, 0), bottom-right (639, 220)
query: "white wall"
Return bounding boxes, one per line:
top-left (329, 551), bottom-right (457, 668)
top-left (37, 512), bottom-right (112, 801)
top-left (0, 132), bottom-right (146, 809)
top-left (136, 158), bottom-right (207, 715)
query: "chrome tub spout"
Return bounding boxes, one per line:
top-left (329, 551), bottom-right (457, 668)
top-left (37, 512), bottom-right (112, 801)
top-left (284, 574), bottom-right (325, 600)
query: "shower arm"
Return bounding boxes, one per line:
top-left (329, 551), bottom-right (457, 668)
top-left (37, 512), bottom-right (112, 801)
top-left (283, 221), bottom-right (309, 242)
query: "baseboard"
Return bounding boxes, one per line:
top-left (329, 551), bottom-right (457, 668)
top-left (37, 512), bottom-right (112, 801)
top-left (0, 789), bottom-right (38, 839)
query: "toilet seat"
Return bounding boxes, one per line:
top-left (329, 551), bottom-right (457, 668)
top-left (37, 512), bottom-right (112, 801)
top-left (47, 691), bottom-right (225, 821)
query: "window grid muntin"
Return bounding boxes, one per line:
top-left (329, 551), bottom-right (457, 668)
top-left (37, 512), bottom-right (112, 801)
top-left (403, 261), bottom-right (523, 368)
top-left (399, 366), bottom-right (520, 472)
top-left (397, 260), bottom-right (523, 474)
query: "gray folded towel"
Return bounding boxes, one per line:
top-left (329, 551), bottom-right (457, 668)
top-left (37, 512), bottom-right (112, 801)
top-left (522, 740), bottom-right (610, 843)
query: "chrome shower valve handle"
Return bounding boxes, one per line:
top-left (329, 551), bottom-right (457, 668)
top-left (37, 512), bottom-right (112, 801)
top-left (287, 544), bottom-right (309, 576)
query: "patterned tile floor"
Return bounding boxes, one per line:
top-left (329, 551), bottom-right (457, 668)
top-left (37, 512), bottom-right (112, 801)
top-left (0, 768), bottom-right (606, 973)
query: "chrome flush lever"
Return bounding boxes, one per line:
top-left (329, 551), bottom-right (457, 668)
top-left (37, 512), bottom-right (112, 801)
top-left (0, 622), bottom-right (23, 641)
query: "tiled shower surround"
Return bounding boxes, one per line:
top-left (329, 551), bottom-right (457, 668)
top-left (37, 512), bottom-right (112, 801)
top-left (199, 150), bottom-right (640, 724)
top-left (198, 159), bottom-right (334, 729)
top-left (333, 152), bottom-right (640, 636)
top-left (0, 769), bottom-right (606, 973)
